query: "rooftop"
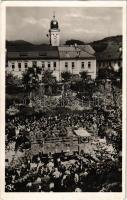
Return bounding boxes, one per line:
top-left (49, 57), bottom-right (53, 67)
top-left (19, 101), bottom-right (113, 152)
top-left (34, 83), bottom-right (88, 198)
top-left (7, 43), bottom-right (96, 60)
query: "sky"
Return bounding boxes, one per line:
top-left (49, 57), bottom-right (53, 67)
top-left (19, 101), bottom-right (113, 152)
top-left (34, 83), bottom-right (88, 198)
top-left (6, 7), bottom-right (122, 44)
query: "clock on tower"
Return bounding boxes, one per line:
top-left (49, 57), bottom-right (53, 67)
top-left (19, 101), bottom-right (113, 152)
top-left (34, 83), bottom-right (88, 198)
top-left (49, 13), bottom-right (60, 46)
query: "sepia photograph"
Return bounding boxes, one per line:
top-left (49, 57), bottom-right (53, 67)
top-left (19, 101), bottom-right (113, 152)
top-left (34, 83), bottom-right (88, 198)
top-left (0, 1), bottom-right (126, 199)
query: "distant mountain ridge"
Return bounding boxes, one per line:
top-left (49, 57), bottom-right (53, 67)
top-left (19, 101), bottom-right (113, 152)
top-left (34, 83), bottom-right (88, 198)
top-left (6, 35), bottom-right (122, 53)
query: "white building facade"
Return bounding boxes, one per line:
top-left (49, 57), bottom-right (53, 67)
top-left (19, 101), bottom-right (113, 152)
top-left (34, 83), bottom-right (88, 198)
top-left (58, 46), bottom-right (96, 80)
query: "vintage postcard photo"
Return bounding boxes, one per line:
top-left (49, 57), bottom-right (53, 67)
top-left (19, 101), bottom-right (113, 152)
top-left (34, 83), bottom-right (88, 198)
top-left (0, 1), bottom-right (126, 200)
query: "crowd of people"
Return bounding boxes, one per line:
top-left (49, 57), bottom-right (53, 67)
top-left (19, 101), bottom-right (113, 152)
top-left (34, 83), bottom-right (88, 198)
top-left (5, 148), bottom-right (122, 192)
top-left (5, 104), bottom-right (122, 192)
top-left (6, 105), bottom-right (121, 148)
top-left (5, 82), bottom-right (122, 192)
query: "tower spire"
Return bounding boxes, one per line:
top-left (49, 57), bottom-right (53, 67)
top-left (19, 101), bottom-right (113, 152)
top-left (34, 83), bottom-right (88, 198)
top-left (49, 12), bottom-right (60, 46)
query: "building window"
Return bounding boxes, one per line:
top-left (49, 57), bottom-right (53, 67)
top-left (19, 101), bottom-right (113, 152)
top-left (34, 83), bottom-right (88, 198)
top-left (53, 62), bottom-right (56, 67)
top-left (65, 62), bottom-right (68, 68)
top-left (53, 62), bottom-right (56, 70)
top-left (48, 62), bottom-right (51, 68)
top-left (72, 62), bottom-right (75, 69)
top-left (25, 63), bottom-right (28, 69)
top-left (12, 63), bottom-right (15, 71)
top-left (18, 63), bottom-right (21, 71)
top-left (88, 62), bottom-right (91, 69)
top-left (42, 62), bottom-right (45, 70)
top-left (81, 62), bottom-right (84, 69)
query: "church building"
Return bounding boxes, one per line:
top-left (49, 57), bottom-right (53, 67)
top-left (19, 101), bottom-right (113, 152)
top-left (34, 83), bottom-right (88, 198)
top-left (6, 14), bottom-right (96, 81)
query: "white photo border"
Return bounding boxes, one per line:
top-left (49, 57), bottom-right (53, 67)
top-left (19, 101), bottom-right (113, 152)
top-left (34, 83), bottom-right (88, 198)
top-left (0, 1), bottom-right (126, 200)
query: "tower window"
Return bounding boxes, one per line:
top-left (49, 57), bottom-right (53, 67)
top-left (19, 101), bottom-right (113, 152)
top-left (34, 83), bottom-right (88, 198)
top-left (72, 62), bottom-right (75, 69)
top-left (88, 62), bottom-right (91, 69)
top-left (81, 62), bottom-right (84, 69)
top-left (65, 62), bottom-right (68, 68)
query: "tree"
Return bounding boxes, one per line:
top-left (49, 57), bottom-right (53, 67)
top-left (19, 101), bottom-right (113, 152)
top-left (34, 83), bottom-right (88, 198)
top-left (79, 71), bottom-right (95, 96)
top-left (80, 71), bottom-right (88, 81)
top-left (6, 73), bottom-right (22, 87)
top-left (42, 70), bottom-right (57, 95)
top-left (22, 67), bottom-right (39, 94)
top-left (98, 65), bottom-right (122, 82)
top-left (42, 70), bottom-right (56, 85)
top-left (61, 71), bottom-right (72, 82)
top-left (116, 67), bottom-right (122, 86)
top-left (98, 68), bottom-right (110, 80)
top-left (65, 39), bottom-right (85, 45)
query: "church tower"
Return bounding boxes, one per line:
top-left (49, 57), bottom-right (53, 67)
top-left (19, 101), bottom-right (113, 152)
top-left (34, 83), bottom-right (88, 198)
top-left (49, 13), bottom-right (60, 46)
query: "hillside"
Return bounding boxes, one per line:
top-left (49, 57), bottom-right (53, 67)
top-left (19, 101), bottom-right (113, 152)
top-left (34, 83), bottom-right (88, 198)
top-left (6, 35), bottom-right (122, 53)
top-left (90, 35), bottom-right (122, 53)
top-left (6, 40), bottom-right (49, 52)
top-left (6, 40), bottom-right (34, 51)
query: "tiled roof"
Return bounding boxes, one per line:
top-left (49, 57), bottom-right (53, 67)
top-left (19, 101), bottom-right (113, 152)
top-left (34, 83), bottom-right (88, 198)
top-left (58, 46), bottom-right (95, 60)
top-left (7, 44), bottom-right (96, 60)
top-left (7, 46), bottom-right (59, 60)
top-left (77, 45), bottom-right (95, 55)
